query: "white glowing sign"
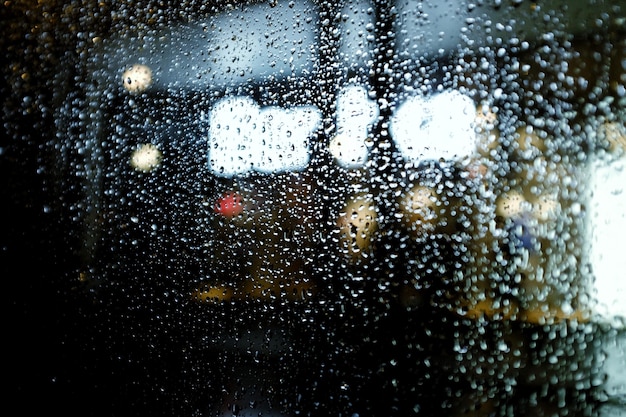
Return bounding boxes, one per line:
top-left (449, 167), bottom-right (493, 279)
top-left (589, 157), bottom-right (626, 325)
top-left (330, 85), bottom-right (380, 168)
top-left (389, 90), bottom-right (477, 162)
top-left (208, 96), bottom-right (321, 176)
top-left (208, 88), bottom-right (478, 175)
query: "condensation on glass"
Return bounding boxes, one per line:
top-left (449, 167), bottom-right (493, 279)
top-left (57, 0), bottom-right (625, 416)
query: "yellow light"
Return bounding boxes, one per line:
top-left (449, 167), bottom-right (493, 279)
top-left (399, 185), bottom-right (438, 238)
top-left (192, 285), bottom-right (234, 303)
top-left (599, 121), bottom-right (626, 155)
top-left (122, 64), bottom-right (153, 93)
top-left (130, 143), bottom-right (162, 172)
top-left (337, 194), bottom-right (378, 259)
top-left (495, 191), bottom-right (527, 218)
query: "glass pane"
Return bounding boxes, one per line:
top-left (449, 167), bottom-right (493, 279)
top-left (3, 0), bottom-right (625, 416)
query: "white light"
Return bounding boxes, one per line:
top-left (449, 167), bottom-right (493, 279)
top-left (389, 90), bottom-right (476, 162)
top-left (330, 85), bottom-right (379, 168)
top-left (207, 96), bottom-right (321, 176)
top-left (589, 157), bottom-right (626, 326)
top-left (130, 143), bottom-right (161, 171)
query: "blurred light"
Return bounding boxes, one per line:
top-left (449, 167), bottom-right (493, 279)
top-left (121, 64), bottom-right (153, 93)
top-left (590, 155), bottom-right (626, 325)
top-left (389, 90), bottom-right (476, 162)
top-left (399, 185), bottom-right (438, 238)
top-left (207, 96), bottom-right (321, 176)
top-left (330, 85), bottom-right (379, 168)
top-left (600, 121), bottom-right (626, 155)
top-left (496, 191), bottom-right (528, 218)
top-left (130, 143), bottom-right (161, 171)
top-left (214, 192), bottom-right (244, 218)
top-left (337, 194), bottom-right (378, 259)
top-left (534, 194), bottom-right (560, 221)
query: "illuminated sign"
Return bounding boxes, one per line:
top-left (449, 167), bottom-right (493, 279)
top-left (389, 90), bottom-right (477, 162)
top-left (330, 85), bottom-right (380, 168)
top-left (589, 149), bottom-right (626, 323)
top-left (206, 86), bottom-right (478, 175)
top-left (207, 96), bottom-right (322, 176)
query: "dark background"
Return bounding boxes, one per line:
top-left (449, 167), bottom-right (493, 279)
top-left (3, 1), bottom-right (87, 414)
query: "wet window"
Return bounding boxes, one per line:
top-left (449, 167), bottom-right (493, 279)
top-left (3, 1), bottom-right (625, 416)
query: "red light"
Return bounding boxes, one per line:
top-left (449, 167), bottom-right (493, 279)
top-left (214, 192), bottom-right (244, 218)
